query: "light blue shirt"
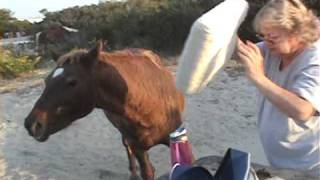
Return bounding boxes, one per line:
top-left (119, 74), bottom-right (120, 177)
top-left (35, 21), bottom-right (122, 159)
top-left (257, 40), bottom-right (320, 176)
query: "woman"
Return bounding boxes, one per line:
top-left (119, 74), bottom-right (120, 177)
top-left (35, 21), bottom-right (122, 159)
top-left (237, 0), bottom-right (320, 176)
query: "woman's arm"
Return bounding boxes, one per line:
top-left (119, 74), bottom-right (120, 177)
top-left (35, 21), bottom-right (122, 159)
top-left (237, 39), bottom-right (316, 121)
top-left (253, 75), bottom-right (316, 121)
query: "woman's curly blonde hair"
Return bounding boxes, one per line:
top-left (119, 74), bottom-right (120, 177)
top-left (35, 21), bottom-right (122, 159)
top-left (253, 0), bottom-right (319, 45)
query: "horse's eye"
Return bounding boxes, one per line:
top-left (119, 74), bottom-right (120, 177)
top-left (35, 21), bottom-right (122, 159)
top-left (66, 78), bottom-right (77, 87)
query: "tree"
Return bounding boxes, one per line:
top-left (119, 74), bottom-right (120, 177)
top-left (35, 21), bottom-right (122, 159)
top-left (0, 9), bottom-right (15, 37)
top-left (0, 9), bottom-right (33, 37)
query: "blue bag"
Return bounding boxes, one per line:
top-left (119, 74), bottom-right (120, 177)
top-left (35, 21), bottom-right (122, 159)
top-left (170, 148), bottom-right (258, 180)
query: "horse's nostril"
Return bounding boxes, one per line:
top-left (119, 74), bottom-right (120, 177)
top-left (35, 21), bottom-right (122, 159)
top-left (30, 120), bottom-right (48, 142)
top-left (31, 121), bottom-right (44, 136)
top-left (35, 122), bottom-right (42, 131)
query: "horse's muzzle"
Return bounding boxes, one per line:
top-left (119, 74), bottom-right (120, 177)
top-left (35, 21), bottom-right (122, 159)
top-left (25, 116), bottom-right (49, 142)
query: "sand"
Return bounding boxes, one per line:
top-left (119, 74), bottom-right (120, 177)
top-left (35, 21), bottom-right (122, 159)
top-left (0, 60), bottom-right (268, 180)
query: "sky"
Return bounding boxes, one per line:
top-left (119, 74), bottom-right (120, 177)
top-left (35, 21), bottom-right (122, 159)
top-left (0, 0), bottom-right (100, 22)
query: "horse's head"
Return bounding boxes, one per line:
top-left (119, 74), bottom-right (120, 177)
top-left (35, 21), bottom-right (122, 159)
top-left (25, 42), bottom-right (103, 142)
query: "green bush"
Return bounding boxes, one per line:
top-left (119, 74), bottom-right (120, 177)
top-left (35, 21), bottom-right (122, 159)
top-left (0, 47), bottom-right (41, 79)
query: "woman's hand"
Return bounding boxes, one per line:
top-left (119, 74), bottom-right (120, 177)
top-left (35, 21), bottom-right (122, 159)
top-left (237, 38), bottom-right (265, 84)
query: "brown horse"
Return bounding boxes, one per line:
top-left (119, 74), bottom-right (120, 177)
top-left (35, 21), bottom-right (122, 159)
top-left (24, 42), bottom-right (185, 180)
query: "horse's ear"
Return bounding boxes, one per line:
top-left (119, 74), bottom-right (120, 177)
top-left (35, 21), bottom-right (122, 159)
top-left (84, 40), bottom-right (105, 67)
top-left (88, 40), bottom-right (103, 58)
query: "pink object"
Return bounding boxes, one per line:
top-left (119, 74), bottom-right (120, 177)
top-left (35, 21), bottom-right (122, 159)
top-left (170, 127), bottom-right (194, 166)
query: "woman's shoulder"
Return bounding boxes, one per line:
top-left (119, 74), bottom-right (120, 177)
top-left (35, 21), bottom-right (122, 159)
top-left (303, 39), bottom-right (320, 65)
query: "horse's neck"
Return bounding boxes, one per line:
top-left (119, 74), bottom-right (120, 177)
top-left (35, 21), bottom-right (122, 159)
top-left (93, 59), bottom-right (128, 113)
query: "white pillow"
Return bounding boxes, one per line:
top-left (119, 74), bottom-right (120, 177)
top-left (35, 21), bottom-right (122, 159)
top-left (176, 0), bottom-right (249, 95)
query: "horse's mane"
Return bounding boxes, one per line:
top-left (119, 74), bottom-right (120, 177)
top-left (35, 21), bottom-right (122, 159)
top-left (56, 49), bottom-right (88, 66)
top-left (56, 48), bottom-right (164, 69)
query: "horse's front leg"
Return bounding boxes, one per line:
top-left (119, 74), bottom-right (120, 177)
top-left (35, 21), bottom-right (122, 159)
top-left (135, 149), bottom-right (155, 180)
top-left (122, 137), bottom-right (139, 180)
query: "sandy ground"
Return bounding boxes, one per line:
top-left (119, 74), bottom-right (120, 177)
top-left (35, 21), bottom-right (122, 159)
top-left (0, 60), bottom-right (268, 180)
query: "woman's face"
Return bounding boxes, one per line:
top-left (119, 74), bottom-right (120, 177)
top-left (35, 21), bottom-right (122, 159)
top-left (259, 27), bottom-right (301, 56)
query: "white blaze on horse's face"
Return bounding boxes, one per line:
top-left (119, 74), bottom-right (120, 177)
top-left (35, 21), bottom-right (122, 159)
top-left (52, 68), bottom-right (64, 79)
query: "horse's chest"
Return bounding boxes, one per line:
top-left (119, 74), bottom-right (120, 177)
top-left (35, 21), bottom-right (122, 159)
top-left (104, 110), bottom-right (147, 139)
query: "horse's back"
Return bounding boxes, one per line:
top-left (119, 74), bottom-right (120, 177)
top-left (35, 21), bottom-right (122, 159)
top-left (101, 48), bottom-right (181, 103)
top-left (103, 48), bottom-right (164, 68)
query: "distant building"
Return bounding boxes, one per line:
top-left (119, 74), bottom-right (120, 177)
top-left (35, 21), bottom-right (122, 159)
top-left (0, 35), bottom-right (35, 55)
